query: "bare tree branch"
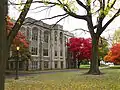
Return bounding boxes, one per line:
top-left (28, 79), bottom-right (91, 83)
top-left (102, 0), bottom-right (105, 10)
top-left (30, 5), bottom-right (55, 11)
top-left (107, 0), bottom-right (110, 4)
top-left (40, 13), bottom-right (68, 20)
top-left (9, 0), bottom-right (61, 6)
top-left (23, 13), bottom-right (68, 26)
top-left (76, 0), bottom-right (87, 10)
top-left (57, 0), bottom-right (87, 20)
top-left (52, 14), bottom-right (69, 28)
top-left (7, 0), bottom-right (33, 48)
top-left (72, 28), bottom-right (89, 33)
top-left (32, 5), bottom-right (55, 13)
top-left (102, 9), bottom-right (120, 31)
top-left (110, 0), bottom-right (116, 8)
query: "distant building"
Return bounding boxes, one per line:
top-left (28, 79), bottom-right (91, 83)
top-left (8, 17), bottom-right (74, 70)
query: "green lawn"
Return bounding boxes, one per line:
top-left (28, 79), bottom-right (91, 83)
top-left (5, 68), bottom-right (120, 90)
top-left (80, 64), bottom-right (107, 68)
top-left (80, 65), bottom-right (90, 68)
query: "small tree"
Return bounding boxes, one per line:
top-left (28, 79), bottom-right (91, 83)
top-left (67, 37), bottom-right (92, 68)
top-left (7, 16), bottom-right (30, 70)
top-left (104, 43), bottom-right (120, 64)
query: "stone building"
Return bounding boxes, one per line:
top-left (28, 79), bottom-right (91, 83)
top-left (8, 17), bottom-right (74, 70)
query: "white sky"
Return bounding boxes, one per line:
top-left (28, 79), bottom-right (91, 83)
top-left (9, 0), bottom-right (120, 40)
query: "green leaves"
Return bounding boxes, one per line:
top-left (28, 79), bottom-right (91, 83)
top-left (57, 0), bottom-right (78, 12)
top-left (113, 29), bottom-right (120, 44)
top-left (98, 37), bottom-right (109, 60)
top-left (87, 0), bottom-right (91, 6)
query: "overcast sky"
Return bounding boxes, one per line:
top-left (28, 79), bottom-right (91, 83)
top-left (9, 0), bottom-right (120, 39)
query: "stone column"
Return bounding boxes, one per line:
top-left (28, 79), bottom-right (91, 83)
top-left (50, 30), bottom-right (55, 69)
top-left (37, 30), bottom-right (40, 69)
top-left (28, 27), bottom-right (32, 70)
top-left (40, 30), bottom-right (44, 70)
top-left (57, 31), bottom-right (61, 69)
top-left (63, 33), bottom-right (66, 68)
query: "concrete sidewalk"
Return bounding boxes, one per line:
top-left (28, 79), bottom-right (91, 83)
top-left (6, 67), bottom-right (109, 79)
top-left (6, 69), bottom-right (81, 78)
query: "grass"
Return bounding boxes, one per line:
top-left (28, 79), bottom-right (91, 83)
top-left (80, 65), bottom-right (90, 68)
top-left (5, 68), bottom-right (120, 90)
top-left (109, 65), bottom-right (120, 69)
top-left (80, 64), bottom-right (107, 68)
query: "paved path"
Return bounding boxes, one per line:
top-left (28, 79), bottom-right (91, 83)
top-left (6, 69), bottom-right (81, 79)
top-left (6, 67), bottom-right (109, 79)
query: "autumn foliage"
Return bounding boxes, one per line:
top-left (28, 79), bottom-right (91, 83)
top-left (67, 37), bottom-right (92, 61)
top-left (104, 43), bottom-right (120, 64)
top-left (7, 16), bottom-right (29, 48)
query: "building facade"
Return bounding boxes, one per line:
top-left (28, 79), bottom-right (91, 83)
top-left (8, 17), bottom-right (73, 70)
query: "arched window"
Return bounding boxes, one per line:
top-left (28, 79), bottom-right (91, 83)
top-left (27, 27), bottom-right (30, 40)
top-left (64, 36), bottom-right (67, 45)
top-left (60, 32), bottom-right (63, 44)
top-left (32, 27), bottom-right (38, 41)
top-left (20, 27), bottom-right (26, 36)
top-left (54, 31), bottom-right (57, 41)
top-left (44, 31), bottom-right (49, 43)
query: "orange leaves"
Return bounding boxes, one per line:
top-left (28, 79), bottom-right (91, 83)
top-left (104, 43), bottom-right (120, 64)
top-left (6, 16), bottom-right (14, 33)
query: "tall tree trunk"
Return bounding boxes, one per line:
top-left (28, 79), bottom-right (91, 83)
top-left (87, 36), bottom-right (101, 75)
top-left (0, 0), bottom-right (8, 89)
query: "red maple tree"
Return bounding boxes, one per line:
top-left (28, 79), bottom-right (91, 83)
top-left (67, 37), bottom-right (92, 66)
top-left (7, 16), bottom-right (29, 48)
top-left (104, 43), bottom-right (120, 64)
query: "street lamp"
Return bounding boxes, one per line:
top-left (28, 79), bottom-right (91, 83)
top-left (15, 46), bottom-right (20, 80)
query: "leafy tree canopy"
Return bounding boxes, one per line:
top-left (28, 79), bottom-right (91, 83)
top-left (104, 43), bottom-right (120, 64)
top-left (7, 16), bottom-right (31, 61)
top-left (113, 29), bottom-right (120, 44)
top-left (98, 37), bottom-right (109, 60)
top-left (67, 37), bottom-right (92, 61)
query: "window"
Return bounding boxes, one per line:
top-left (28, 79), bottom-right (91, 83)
top-left (54, 61), bottom-right (58, 68)
top-left (61, 61), bottom-right (63, 69)
top-left (31, 47), bottom-right (34, 55)
top-left (31, 47), bottom-right (38, 55)
top-left (32, 27), bottom-right (38, 41)
top-left (44, 31), bottom-right (49, 43)
top-left (60, 50), bottom-right (63, 56)
top-left (64, 36), bottom-right (67, 46)
top-left (20, 27), bottom-right (26, 36)
top-left (31, 61), bottom-right (38, 69)
top-left (43, 49), bottom-right (48, 56)
top-left (19, 62), bottom-right (23, 70)
top-left (32, 33), bottom-right (38, 41)
top-left (44, 61), bottom-right (48, 68)
top-left (55, 50), bottom-right (57, 56)
top-left (60, 32), bottom-right (63, 44)
top-left (54, 31), bottom-right (57, 41)
top-left (27, 27), bottom-right (30, 40)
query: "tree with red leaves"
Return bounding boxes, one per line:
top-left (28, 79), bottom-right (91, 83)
top-left (67, 37), bottom-right (92, 68)
top-left (7, 16), bottom-right (31, 70)
top-left (104, 43), bottom-right (120, 64)
top-left (7, 16), bottom-right (29, 48)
